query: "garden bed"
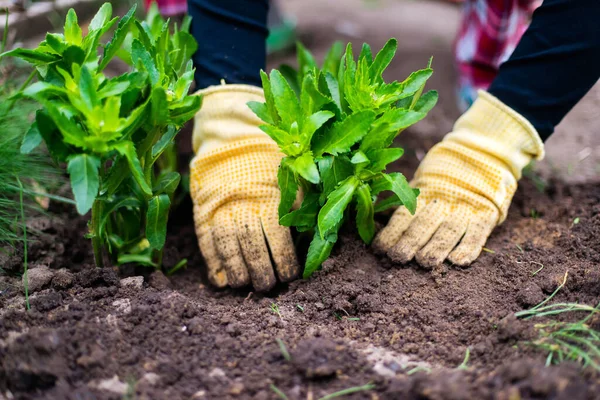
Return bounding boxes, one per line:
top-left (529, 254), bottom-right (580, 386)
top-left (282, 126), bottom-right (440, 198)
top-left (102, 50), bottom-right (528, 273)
top-left (1, 1), bottom-right (599, 399)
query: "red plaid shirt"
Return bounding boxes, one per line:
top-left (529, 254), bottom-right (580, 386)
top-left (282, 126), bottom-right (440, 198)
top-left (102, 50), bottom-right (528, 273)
top-left (454, 0), bottom-right (541, 109)
top-left (144, 0), bottom-right (187, 17)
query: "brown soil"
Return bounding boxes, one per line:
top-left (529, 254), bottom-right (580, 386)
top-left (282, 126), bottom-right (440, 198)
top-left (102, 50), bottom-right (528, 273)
top-left (2, 1), bottom-right (600, 399)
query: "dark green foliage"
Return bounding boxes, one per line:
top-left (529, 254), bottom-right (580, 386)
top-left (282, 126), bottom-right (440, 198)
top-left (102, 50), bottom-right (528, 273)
top-left (0, 3), bottom-right (202, 268)
top-left (249, 39), bottom-right (437, 278)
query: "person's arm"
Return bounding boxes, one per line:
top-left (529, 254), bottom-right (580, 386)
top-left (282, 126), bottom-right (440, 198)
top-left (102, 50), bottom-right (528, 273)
top-left (489, 0), bottom-right (600, 140)
top-left (188, 0), bottom-right (268, 88)
top-left (375, 0), bottom-right (600, 269)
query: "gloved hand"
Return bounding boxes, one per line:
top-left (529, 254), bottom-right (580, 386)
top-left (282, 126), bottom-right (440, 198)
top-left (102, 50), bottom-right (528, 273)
top-left (373, 91), bottom-right (544, 269)
top-left (190, 84), bottom-right (300, 291)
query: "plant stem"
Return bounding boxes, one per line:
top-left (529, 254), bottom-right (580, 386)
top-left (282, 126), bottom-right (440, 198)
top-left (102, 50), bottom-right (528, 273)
top-left (91, 199), bottom-right (104, 268)
top-left (16, 177), bottom-right (30, 311)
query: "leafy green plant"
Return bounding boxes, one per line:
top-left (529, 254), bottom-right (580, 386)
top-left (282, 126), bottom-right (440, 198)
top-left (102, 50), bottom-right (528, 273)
top-left (0, 3), bottom-right (202, 269)
top-left (248, 39), bottom-right (436, 278)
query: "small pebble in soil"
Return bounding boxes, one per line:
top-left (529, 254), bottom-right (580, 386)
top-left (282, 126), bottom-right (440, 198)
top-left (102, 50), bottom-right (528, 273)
top-left (149, 271), bottom-right (172, 290)
top-left (120, 276), bottom-right (144, 290)
top-left (516, 282), bottom-right (545, 308)
top-left (52, 269), bottom-right (74, 290)
top-left (24, 265), bottom-right (55, 293)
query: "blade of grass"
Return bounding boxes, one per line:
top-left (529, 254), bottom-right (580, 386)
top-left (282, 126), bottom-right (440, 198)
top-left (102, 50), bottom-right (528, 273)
top-left (16, 176), bottom-right (30, 311)
top-left (318, 383), bottom-right (375, 400)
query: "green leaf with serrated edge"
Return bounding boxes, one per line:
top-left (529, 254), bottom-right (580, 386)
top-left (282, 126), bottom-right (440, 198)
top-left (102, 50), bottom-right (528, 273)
top-left (323, 41), bottom-right (343, 76)
top-left (360, 109), bottom-right (425, 151)
top-left (99, 197), bottom-right (141, 239)
top-left (260, 70), bottom-right (280, 125)
top-left (278, 64), bottom-right (300, 96)
top-left (301, 111), bottom-right (334, 143)
top-left (303, 226), bottom-right (336, 279)
top-left (151, 87), bottom-right (169, 126)
top-left (413, 90), bottom-right (438, 114)
top-left (97, 81), bottom-right (130, 99)
top-left (151, 126), bottom-right (177, 159)
top-left (318, 155), bottom-right (354, 203)
top-left (113, 141), bottom-right (152, 196)
top-left (45, 33), bottom-right (66, 54)
top-left (89, 3), bottom-right (112, 32)
top-left (382, 172), bottom-right (417, 214)
top-left (277, 159), bottom-right (298, 219)
top-left (355, 184), bottom-right (375, 244)
top-left (270, 69), bottom-right (301, 130)
top-left (34, 100), bottom-right (86, 149)
top-left (300, 73), bottom-right (331, 117)
top-left (146, 194), bottom-right (171, 250)
top-left (366, 148), bottom-right (404, 172)
top-left (100, 4), bottom-right (137, 70)
top-left (292, 152), bottom-right (320, 184)
top-left (247, 101), bottom-right (273, 125)
top-left (344, 43), bottom-right (356, 82)
top-left (359, 43), bottom-right (373, 65)
top-left (60, 45), bottom-right (85, 68)
top-left (134, 20), bottom-right (155, 52)
top-left (153, 171), bottom-right (181, 195)
top-left (174, 69), bottom-right (194, 100)
top-left (21, 122), bottom-right (43, 154)
top-left (0, 48), bottom-right (60, 64)
top-left (64, 9), bottom-right (82, 46)
top-left (410, 57), bottom-right (433, 109)
top-left (374, 194), bottom-right (403, 213)
top-left (131, 39), bottom-right (159, 85)
top-left (78, 65), bottom-right (98, 111)
top-left (259, 125), bottom-right (289, 149)
top-left (280, 193), bottom-right (319, 228)
top-left (351, 151), bottom-right (369, 164)
top-left (168, 95), bottom-right (202, 125)
top-left (401, 68), bottom-right (433, 98)
top-left (324, 72), bottom-right (342, 114)
top-left (67, 154), bottom-right (100, 215)
top-left (369, 38), bottom-right (397, 82)
top-left (297, 41), bottom-right (317, 77)
top-left (35, 110), bottom-right (71, 162)
top-left (312, 110), bottom-right (375, 157)
top-left (318, 175), bottom-right (359, 238)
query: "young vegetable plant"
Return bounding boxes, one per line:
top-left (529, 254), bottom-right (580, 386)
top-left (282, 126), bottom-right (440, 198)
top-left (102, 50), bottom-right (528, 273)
top-left (0, 3), bottom-right (202, 269)
top-left (248, 39), bottom-right (437, 278)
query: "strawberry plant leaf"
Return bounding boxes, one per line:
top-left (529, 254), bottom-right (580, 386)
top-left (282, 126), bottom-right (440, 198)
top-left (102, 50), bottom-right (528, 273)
top-left (68, 154), bottom-right (100, 215)
top-left (355, 184), bottom-right (375, 244)
top-left (318, 175), bottom-right (359, 238)
top-left (312, 110), bottom-right (375, 156)
top-left (146, 194), bottom-right (171, 249)
top-left (277, 159), bottom-right (298, 218)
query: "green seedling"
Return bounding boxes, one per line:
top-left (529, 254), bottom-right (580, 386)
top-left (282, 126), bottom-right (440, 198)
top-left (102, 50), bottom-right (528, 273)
top-left (276, 338), bottom-right (292, 362)
top-left (516, 271), bottom-right (600, 371)
top-left (271, 302), bottom-right (284, 321)
top-left (1, 3), bottom-right (201, 270)
top-left (249, 39), bottom-right (436, 278)
top-left (296, 304), bottom-right (304, 312)
top-left (457, 347), bottom-right (471, 370)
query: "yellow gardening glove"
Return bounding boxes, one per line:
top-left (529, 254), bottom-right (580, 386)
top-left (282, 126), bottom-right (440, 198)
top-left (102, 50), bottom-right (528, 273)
top-left (373, 91), bottom-right (545, 269)
top-left (190, 84), bottom-right (300, 291)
